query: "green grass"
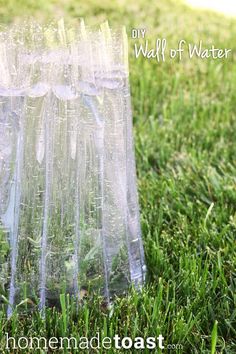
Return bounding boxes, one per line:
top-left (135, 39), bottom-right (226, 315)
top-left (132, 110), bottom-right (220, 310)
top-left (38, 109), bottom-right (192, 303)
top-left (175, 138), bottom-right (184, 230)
top-left (0, 0), bottom-right (236, 353)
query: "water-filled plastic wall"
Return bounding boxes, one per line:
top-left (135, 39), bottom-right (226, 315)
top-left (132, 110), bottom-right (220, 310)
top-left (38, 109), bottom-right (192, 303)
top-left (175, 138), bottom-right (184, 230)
top-left (0, 20), bottom-right (146, 316)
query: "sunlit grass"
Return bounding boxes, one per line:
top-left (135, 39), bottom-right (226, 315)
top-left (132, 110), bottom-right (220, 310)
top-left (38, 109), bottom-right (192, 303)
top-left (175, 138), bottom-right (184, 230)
top-left (186, 0), bottom-right (236, 17)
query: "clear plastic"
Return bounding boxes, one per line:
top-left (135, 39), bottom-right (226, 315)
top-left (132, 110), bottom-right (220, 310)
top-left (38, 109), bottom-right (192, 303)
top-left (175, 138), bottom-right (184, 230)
top-left (0, 20), bottom-right (146, 316)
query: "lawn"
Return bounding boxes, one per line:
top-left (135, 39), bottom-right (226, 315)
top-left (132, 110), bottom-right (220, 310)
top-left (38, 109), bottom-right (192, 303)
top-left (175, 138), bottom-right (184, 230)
top-left (0, 0), bottom-right (236, 353)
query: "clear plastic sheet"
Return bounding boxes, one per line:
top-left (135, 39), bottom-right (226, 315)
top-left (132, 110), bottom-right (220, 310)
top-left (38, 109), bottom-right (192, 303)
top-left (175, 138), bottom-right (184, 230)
top-left (0, 20), bottom-right (146, 316)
